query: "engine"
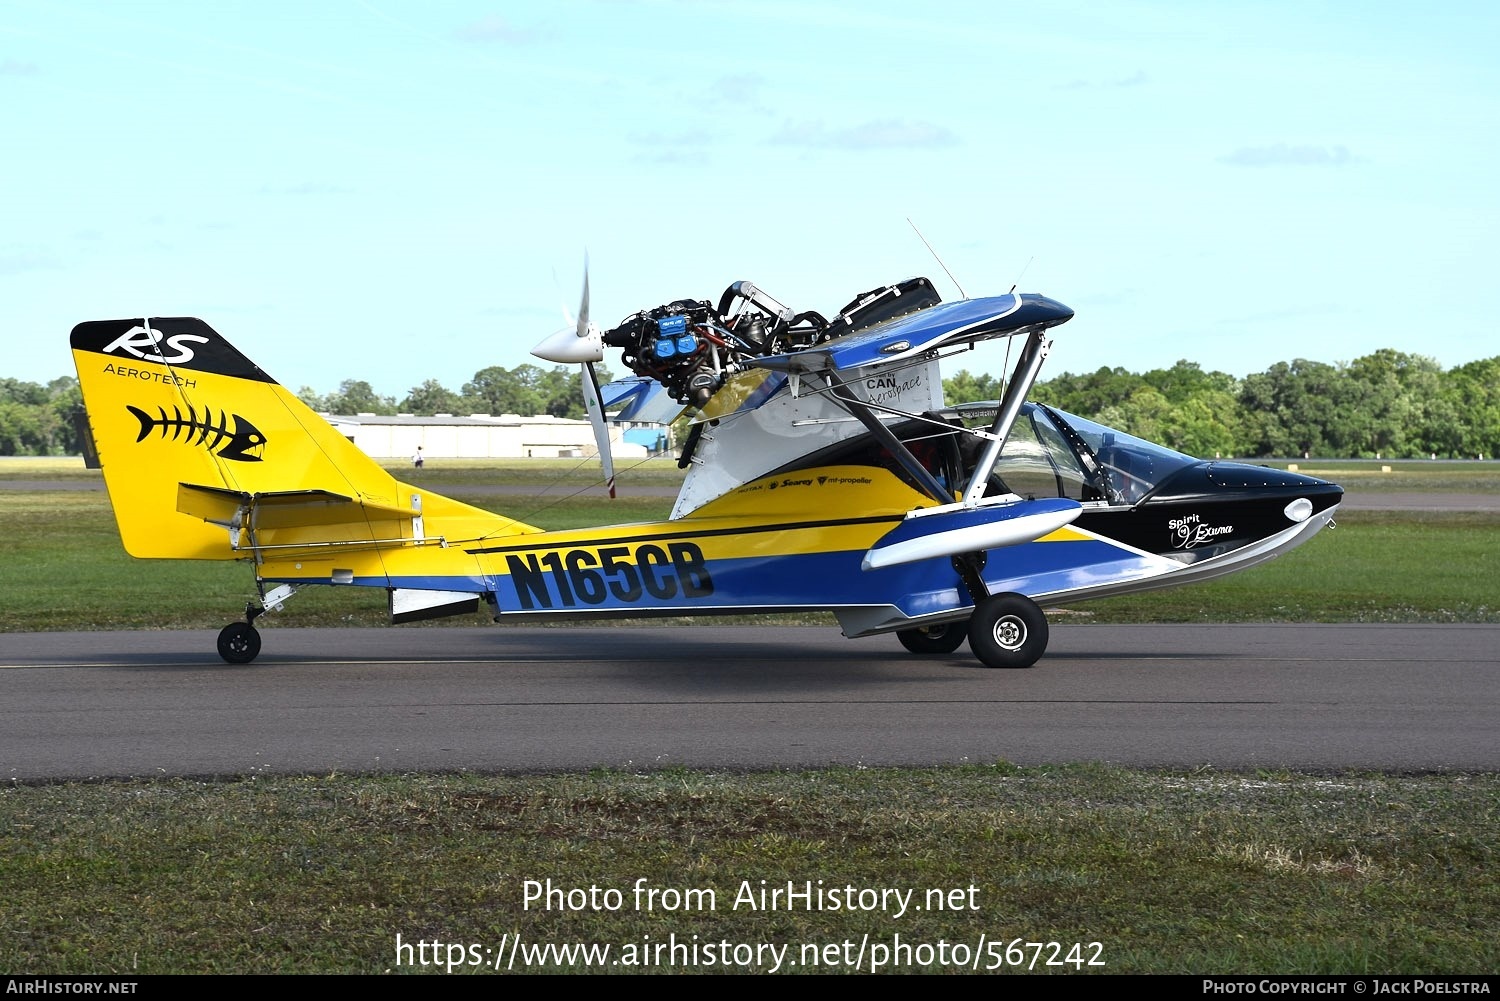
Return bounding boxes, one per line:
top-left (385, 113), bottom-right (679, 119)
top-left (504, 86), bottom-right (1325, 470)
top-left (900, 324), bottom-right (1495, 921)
top-left (601, 277), bottom-right (942, 408)
top-left (601, 281), bottom-right (832, 408)
top-left (602, 298), bottom-right (724, 409)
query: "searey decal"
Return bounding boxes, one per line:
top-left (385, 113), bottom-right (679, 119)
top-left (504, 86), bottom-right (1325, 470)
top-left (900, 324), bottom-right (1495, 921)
top-left (127, 404), bottom-right (266, 462)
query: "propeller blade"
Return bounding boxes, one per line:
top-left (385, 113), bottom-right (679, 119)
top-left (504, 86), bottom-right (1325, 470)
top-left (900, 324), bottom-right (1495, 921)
top-left (532, 254), bottom-right (603, 363)
top-left (538, 254), bottom-right (613, 497)
top-left (582, 361), bottom-right (615, 498)
top-left (577, 257), bottom-right (590, 338)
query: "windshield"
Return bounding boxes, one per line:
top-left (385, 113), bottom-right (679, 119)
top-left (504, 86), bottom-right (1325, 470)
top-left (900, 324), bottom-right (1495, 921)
top-left (953, 403), bottom-right (1197, 504)
top-left (1039, 405), bottom-right (1197, 504)
top-left (772, 401), bottom-right (1199, 506)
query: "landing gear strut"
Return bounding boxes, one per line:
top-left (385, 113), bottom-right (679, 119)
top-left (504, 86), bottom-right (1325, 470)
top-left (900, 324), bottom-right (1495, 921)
top-left (217, 621), bottom-right (261, 660)
top-left (214, 584), bottom-right (298, 664)
top-left (217, 609), bottom-right (262, 664)
top-left (945, 552), bottom-right (1050, 669)
top-left (967, 592), bottom-right (1048, 669)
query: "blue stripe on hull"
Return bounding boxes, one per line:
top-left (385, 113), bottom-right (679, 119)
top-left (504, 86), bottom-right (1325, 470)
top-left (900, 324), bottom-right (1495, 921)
top-left (262, 538), bottom-right (1173, 619)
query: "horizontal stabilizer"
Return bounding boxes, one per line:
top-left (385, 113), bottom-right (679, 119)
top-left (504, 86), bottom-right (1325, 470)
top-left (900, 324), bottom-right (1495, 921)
top-left (177, 482), bottom-right (420, 532)
top-left (176, 483), bottom-right (254, 527)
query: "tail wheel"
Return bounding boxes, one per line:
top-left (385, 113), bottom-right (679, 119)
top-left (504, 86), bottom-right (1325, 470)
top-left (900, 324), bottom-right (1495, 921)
top-left (217, 622), bottom-right (261, 664)
top-left (967, 593), bottom-right (1048, 669)
top-left (896, 621), bottom-right (969, 655)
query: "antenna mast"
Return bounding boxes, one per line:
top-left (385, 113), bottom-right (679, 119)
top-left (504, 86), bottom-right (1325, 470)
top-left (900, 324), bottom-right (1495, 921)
top-left (906, 218), bottom-right (967, 300)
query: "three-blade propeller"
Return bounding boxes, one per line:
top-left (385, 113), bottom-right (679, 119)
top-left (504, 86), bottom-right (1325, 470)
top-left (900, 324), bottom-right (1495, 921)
top-left (532, 259), bottom-right (615, 497)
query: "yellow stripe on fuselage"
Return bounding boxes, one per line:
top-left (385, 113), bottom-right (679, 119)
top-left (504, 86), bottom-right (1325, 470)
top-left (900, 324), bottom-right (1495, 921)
top-left (459, 465), bottom-right (928, 566)
top-left (1036, 524), bottom-right (1093, 543)
top-left (252, 463), bottom-right (1096, 589)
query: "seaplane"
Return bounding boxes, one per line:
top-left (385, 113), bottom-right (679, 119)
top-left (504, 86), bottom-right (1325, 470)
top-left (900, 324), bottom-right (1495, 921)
top-left (69, 271), bottom-right (1343, 668)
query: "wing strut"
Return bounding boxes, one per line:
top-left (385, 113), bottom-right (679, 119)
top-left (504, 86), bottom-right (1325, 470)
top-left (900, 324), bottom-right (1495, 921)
top-left (960, 327), bottom-right (1052, 505)
top-left (823, 369), bottom-right (952, 505)
top-left (821, 324), bottom-right (1054, 510)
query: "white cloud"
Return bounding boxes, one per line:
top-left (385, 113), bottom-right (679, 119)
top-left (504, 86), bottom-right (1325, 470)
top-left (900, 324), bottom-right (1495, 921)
top-left (1055, 69), bottom-right (1149, 90)
top-left (1219, 143), bottom-right (1358, 167)
top-left (628, 129), bottom-right (713, 148)
top-left (258, 182), bottom-right (355, 196)
top-left (0, 251), bottom-right (60, 276)
top-left (454, 15), bottom-right (542, 44)
top-left (769, 118), bottom-right (957, 150)
top-left (632, 149), bottom-right (711, 166)
top-left (626, 129), bottom-right (714, 165)
top-left (709, 73), bottom-right (765, 106)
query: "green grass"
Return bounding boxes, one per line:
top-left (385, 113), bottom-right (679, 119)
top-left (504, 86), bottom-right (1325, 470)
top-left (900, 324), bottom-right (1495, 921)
top-left (2, 766), bottom-right (1495, 974)
top-left (3, 469), bottom-right (1497, 975)
top-left (1253, 458), bottom-right (1500, 494)
top-left (11, 454), bottom-right (1499, 492)
top-left (0, 456), bottom-right (686, 489)
top-left (2, 488), bottom-right (1495, 631)
top-left (385, 455), bottom-right (687, 490)
top-left (0, 456), bottom-right (99, 479)
top-left (1079, 511), bottom-right (1500, 624)
top-left (0, 488), bottom-right (683, 631)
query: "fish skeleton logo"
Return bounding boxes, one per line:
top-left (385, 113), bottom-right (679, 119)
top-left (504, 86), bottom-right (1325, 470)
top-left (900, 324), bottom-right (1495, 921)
top-left (126, 404), bottom-right (266, 462)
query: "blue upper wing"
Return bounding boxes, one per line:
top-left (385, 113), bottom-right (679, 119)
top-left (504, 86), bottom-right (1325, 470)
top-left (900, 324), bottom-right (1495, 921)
top-left (754, 293), bottom-right (1073, 375)
top-left (599, 376), bottom-right (687, 424)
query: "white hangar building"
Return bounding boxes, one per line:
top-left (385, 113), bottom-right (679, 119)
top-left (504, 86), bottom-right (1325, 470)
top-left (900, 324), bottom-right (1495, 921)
top-left (323, 413), bottom-right (651, 461)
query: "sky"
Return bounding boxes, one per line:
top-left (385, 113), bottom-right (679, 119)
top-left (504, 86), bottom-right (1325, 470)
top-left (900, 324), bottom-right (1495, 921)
top-left (3, 0), bottom-right (1497, 400)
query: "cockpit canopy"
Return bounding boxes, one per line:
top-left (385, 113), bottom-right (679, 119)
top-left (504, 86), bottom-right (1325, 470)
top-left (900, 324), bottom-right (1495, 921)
top-left (961, 402), bottom-right (1198, 505)
top-left (779, 401), bottom-right (1200, 506)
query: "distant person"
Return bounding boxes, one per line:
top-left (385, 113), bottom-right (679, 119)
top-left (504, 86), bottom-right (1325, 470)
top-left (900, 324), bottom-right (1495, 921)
top-left (413, 446), bottom-right (424, 469)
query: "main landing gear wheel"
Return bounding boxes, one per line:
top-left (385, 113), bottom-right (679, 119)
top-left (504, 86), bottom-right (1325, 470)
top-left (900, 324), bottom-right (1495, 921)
top-left (967, 592), bottom-right (1048, 669)
top-left (217, 622), bottom-right (262, 664)
top-left (896, 621), bottom-right (969, 655)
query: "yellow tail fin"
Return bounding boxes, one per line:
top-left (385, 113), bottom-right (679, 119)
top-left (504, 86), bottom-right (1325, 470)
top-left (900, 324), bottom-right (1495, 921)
top-left (70, 317), bottom-right (535, 559)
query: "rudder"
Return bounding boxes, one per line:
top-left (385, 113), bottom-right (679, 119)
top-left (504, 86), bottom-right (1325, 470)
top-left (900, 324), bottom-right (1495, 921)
top-left (71, 318), bottom-right (417, 558)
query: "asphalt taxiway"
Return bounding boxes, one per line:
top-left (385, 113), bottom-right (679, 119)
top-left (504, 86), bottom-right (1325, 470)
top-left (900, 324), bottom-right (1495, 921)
top-left (2, 623), bottom-right (1495, 780)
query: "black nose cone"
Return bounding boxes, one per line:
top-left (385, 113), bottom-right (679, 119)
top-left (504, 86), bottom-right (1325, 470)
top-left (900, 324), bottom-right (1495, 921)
top-left (1203, 463), bottom-right (1342, 492)
top-left (1148, 461), bottom-right (1343, 507)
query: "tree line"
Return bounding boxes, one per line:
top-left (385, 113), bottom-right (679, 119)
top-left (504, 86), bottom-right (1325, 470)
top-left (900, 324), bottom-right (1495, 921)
top-left (291, 364), bottom-right (610, 423)
top-left (0, 377), bottom-right (84, 455)
top-left (946, 350), bottom-right (1499, 459)
top-left (4, 350), bottom-right (1495, 458)
top-left (0, 364), bottom-right (606, 457)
